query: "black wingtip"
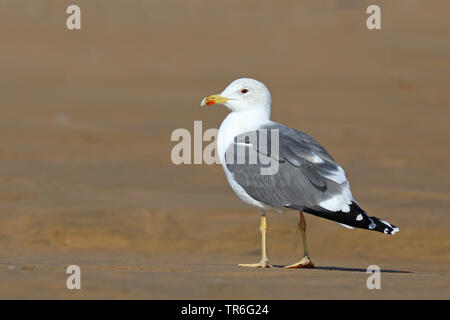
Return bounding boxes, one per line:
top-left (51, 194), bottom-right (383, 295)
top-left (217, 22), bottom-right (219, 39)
top-left (300, 202), bottom-right (400, 235)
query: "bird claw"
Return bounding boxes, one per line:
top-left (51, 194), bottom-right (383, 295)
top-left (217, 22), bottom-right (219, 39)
top-left (239, 260), bottom-right (272, 268)
top-left (284, 256), bottom-right (314, 269)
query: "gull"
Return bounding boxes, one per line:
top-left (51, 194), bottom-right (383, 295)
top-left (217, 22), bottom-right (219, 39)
top-left (201, 78), bottom-right (399, 268)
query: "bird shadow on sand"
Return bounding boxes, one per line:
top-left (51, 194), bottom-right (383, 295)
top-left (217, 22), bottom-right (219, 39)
top-left (271, 265), bottom-right (413, 274)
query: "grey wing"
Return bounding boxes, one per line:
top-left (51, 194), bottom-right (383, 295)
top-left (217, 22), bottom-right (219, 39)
top-left (225, 122), bottom-right (401, 235)
top-left (224, 122), bottom-right (353, 212)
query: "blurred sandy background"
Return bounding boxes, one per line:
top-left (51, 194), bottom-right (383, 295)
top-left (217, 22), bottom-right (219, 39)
top-left (0, 0), bottom-right (449, 299)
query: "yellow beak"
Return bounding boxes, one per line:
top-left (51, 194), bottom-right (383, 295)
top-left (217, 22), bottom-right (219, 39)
top-left (200, 94), bottom-right (229, 107)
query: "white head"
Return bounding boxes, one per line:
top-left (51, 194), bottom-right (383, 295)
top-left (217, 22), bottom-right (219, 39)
top-left (201, 78), bottom-right (271, 117)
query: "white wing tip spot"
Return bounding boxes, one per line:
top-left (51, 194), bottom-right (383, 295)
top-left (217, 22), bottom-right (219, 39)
top-left (380, 220), bottom-right (393, 228)
top-left (380, 220), bottom-right (399, 235)
top-left (339, 223), bottom-right (354, 229)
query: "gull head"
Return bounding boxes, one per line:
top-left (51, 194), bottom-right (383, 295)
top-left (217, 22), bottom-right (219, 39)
top-left (201, 78), bottom-right (271, 115)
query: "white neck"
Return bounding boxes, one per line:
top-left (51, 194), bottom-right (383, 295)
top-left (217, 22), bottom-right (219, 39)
top-left (217, 108), bottom-right (271, 164)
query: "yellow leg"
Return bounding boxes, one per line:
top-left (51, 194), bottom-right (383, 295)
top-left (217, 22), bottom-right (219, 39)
top-left (285, 211), bottom-right (314, 269)
top-left (239, 214), bottom-right (272, 268)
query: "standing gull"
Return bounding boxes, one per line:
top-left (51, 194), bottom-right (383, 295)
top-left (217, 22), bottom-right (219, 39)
top-left (201, 78), bottom-right (399, 268)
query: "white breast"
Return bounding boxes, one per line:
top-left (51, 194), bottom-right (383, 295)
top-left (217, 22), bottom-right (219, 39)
top-left (217, 111), bottom-right (273, 210)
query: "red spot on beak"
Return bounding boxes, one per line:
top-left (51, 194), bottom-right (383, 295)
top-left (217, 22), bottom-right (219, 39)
top-left (206, 100), bottom-right (215, 106)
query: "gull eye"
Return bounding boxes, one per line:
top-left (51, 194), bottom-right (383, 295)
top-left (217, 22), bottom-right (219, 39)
top-left (241, 89), bottom-right (248, 94)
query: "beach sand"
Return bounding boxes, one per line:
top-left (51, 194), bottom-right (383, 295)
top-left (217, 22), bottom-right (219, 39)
top-left (0, 0), bottom-right (449, 299)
